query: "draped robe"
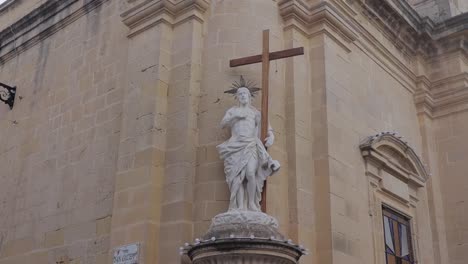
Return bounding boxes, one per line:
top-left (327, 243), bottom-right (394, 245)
top-left (216, 106), bottom-right (278, 211)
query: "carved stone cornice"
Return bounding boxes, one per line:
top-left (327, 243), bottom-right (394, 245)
top-left (278, 0), bottom-right (439, 56)
top-left (279, 0), bottom-right (358, 48)
top-left (414, 76), bottom-right (435, 116)
top-left (357, 0), bottom-right (438, 57)
top-left (279, 0), bottom-right (468, 117)
top-left (433, 12), bottom-right (468, 38)
top-left (0, 0), bottom-right (16, 15)
top-left (121, 0), bottom-right (210, 37)
top-left (279, 0), bottom-right (420, 92)
top-left (361, 0), bottom-right (468, 118)
top-left (0, 0), bottom-right (108, 65)
top-left (356, 0), bottom-right (468, 57)
top-left (368, 0), bottom-right (468, 54)
top-left (416, 73), bottom-right (468, 118)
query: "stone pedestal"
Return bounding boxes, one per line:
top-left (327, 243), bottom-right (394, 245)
top-left (181, 211), bottom-right (306, 264)
top-left (188, 238), bottom-right (303, 264)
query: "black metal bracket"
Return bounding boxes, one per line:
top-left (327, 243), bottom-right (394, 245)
top-left (0, 82), bottom-right (16, 109)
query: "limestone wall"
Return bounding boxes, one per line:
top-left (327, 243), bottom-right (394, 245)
top-left (434, 112), bottom-right (468, 264)
top-left (0, 1), bottom-right (128, 263)
top-left (317, 10), bottom-right (442, 263)
top-left (323, 37), bottom-right (427, 264)
top-left (0, 0), bottom-right (466, 264)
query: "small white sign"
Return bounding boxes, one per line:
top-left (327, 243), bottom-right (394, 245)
top-left (113, 243), bottom-right (140, 264)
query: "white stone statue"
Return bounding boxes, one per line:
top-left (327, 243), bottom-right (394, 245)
top-left (217, 78), bottom-right (280, 212)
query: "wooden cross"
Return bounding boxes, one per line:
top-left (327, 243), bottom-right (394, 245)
top-left (229, 29), bottom-right (304, 212)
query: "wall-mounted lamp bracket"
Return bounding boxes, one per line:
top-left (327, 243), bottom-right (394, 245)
top-left (0, 83), bottom-right (16, 109)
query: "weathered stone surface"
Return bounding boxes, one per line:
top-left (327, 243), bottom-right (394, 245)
top-left (186, 211), bottom-right (304, 264)
top-left (203, 211), bottom-right (283, 240)
top-left (188, 239), bottom-right (303, 264)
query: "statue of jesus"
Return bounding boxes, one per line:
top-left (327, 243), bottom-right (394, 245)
top-left (217, 77), bottom-right (280, 212)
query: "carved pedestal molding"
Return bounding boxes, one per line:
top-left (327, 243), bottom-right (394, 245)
top-left (182, 211), bottom-right (306, 264)
top-left (187, 239), bottom-right (303, 264)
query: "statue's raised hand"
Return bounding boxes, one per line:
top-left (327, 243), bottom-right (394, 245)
top-left (264, 136), bottom-right (274, 148)
top-left (264, 130), bottom-right (275, 148)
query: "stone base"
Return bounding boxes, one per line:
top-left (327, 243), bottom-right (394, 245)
top-left (203, 210), bottom-right (284, 240)
top-left (188, 238), bottom-right (303, 264)
top-left (183, 211), bottom-right (306, 264)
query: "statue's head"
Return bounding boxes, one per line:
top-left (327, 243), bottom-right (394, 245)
top-left (236, 87), bottom-right (251, 105)
top-left (225, 76), bottom-right (260, 104)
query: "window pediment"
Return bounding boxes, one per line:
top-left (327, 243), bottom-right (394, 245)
top-left (360, 132), bottom-right (429, 188)
top-left (377, 145), bottom-right (418, 175)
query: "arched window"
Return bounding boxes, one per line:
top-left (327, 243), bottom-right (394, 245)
top-left (360, 132), bottom-right (429, 264)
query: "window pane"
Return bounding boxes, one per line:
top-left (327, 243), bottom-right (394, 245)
top-left (400, 224), bottom-right (409, 258)
top-left (383, 207), bottom-right (414, 264)
top-left (393, 221), bottom-right (401, 255)
top-left (384, 216), bottom-right (395, 253)
top-left (386, 254), bottom-right (397, 264)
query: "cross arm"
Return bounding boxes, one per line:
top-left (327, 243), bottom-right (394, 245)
top-left (230, 47), bottom-right (304, 67)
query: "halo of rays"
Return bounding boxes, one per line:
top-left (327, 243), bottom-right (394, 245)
top-left (224, 76), bottom-right (261, 97)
